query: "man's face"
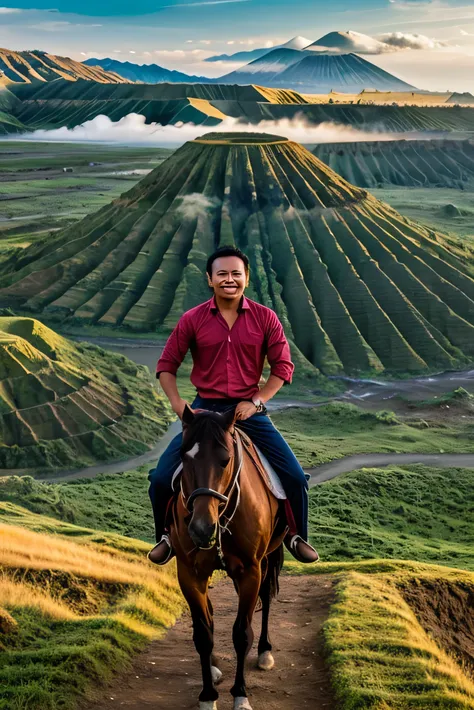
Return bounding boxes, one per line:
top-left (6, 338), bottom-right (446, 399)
top-left (207, 256), bottom-right (249, 302)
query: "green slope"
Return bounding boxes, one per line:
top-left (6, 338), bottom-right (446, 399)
top-left (0, 316), bottom-right (173, 469)
top-left (2, 133), bottom-right (474, 376)
top-left (314, 139), bottom-right (474, 189)
top-left (5, 79), bottom-right (474, 134)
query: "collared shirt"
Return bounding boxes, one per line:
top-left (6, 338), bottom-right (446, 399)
top-left (156, 295), bottom-right (294, 399)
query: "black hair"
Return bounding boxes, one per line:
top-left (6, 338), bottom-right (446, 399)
top-left (206, 245), bottom-right (250, 276)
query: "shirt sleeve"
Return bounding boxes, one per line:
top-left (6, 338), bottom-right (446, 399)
top-left (265, 311), bottom-right (295, 384)
top-left (156, 313), bottom-right (194, 378)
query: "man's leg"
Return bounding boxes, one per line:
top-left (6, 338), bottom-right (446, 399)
top-left (148, 431), bottom-right (183, 564)
top-left (238, 413), bottom-right (318, 563)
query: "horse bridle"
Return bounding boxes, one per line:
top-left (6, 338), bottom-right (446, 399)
top-left (181, 429), bottom-right (244, 519)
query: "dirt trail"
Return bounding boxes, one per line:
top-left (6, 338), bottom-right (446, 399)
top-left (85, 575), bottom-right (335, 710)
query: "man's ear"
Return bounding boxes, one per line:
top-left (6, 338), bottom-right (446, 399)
top-left (182, 404), bottom-right (195, 426)
top-left (220, 406), bottom-right (237, 431)
top-left (206, 272), bottom-right (213, 288)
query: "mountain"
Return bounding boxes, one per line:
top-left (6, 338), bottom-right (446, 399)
top-left (1, 132), bottom-right (474, 376)
top-left (0, 316), bottom-right (172, 469)
top-left (219, 50), bottom-right (416, 92)
top-left (306, 31), bottom-right (388, 55)
top-left (314, 139), bottom-right (474, 188)
top-left (205, 36), bottom-right (312, 64)
top-left (0, 47), bottom-right (127, 84)
top-left (83, 57), bottom-right (212, 84)
top-left (5, 80), bottom-right (474, 135)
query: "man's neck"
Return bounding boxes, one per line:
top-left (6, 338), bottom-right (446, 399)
top-left (214, 294), bottom-right (242, 312)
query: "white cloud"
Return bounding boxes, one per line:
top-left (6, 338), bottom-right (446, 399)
top-left (0, 6), bottom-right (22, 12)
top-left (227, 41), bottom-right (235, 45)
top-left (379, 31), bottom-right (448, 49)
top-left (28, 19), bottom-right (102, 32)
top-left (162, 0), bottom-right (250, 6)
top-left (460, 29), bottom-right (474, 37)
top-left (14, 112), bottom-right (432, 147)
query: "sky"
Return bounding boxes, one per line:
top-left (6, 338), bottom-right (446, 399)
top-left (1, 0), bottom-right (474, 91)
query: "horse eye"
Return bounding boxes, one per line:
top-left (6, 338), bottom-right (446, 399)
top-left (220, 457), bottom-right (230, 468)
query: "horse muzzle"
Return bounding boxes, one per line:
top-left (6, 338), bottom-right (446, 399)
top-left (188, 518), bottom-right (218, 549)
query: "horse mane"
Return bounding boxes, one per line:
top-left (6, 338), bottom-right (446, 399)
top-left (184, 412), bottom-right (229, 451)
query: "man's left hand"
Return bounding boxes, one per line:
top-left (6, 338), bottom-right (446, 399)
top-left (235, 400), bottom-right (258, 421)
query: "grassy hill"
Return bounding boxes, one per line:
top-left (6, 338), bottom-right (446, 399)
top-left (4, 78), bottom-right (474, 134)
top-left (271, 396), bottom-right (474, 467)
top-left (0, 317), bottom-right (173, 470)
top-left (313, 561), bottom-right (474, 710)
top-left (0, 503), bottom-right (183, 710)
top-left (2, 133), bottom-right (474, 377)
top-left (0, 48), bottom-right (127, 84)
top-left (314, 139), bottom-right (474, 189)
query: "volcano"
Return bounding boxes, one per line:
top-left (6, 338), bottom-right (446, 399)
top-left (219, 50), bottom-right (415, 93)
top-left (1, 133), bottom-right (474, 376)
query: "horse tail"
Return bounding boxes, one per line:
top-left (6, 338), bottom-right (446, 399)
top-left (266, 544), bottom-right (284, 600)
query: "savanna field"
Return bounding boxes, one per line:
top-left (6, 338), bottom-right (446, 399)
top-left (1, 99), bottom-right (474, 710)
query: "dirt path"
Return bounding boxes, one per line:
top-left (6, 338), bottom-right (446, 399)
top-left (85, 575), bottom-right (335, 710)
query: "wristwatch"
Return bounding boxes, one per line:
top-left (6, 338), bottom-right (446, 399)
top-left (251, 396), bottom-right (265, 413)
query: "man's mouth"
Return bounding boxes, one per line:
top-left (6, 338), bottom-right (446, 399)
top-left (221, 285), bottom-right (238, 293)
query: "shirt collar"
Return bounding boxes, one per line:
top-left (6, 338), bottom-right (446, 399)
top-left (209, 295), bottom-right (250, 312)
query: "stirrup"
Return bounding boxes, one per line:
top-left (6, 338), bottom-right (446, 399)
top-left (147, 534), bottom-right (174, 566)
top-left (285, 534), bottom-right (319, 563)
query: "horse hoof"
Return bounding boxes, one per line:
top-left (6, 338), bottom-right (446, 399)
top-left (211, 666), bottom-right (223, 684)
top-left (258, 651), bottom-right (275, 670)
top-left (234, 697), bottom-right (253, 710)
top-left (199, 703), bottom-right (218, 710)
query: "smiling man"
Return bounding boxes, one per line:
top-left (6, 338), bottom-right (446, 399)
top-left (148, 245), bottom-right (318, 565)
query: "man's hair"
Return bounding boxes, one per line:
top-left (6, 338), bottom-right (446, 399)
top-left (206, 245), bottom-right (250, 276)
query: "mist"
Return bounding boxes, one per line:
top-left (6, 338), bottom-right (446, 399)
top-left (5, 112), bottom-right (431, 147)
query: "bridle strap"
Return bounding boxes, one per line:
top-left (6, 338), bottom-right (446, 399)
top-left (183, 429), bottom-right (242, 515)
top-left (187, 487), bottom-right (229, 509)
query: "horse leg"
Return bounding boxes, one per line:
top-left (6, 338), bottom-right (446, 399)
top-left (177, 563), bottom-right (220, 709)
top-left (258, 546), bottom-right (283, 670)
top-left (257, 565), bottom-right (274, 671)
top-left (230, 563), bottom-right (261, 710)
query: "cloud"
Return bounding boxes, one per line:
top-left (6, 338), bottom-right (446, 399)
top-left (29, 19), bottom-right (102, 31)
top-left (12, 112), bottom-right (438, 147)
top-left (161, 0), bottom-right (250, 6)
top-left (0, 6), bottom-right (22, 12)
top-left (177, 193), bottom-right (221, 219)
top-left (460, 29), bottom-right (474, 36)
top-left (378, 31), bottom-right (448, 49)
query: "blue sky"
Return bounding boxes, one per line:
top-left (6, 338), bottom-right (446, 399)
top-left (1, 0), bottom-right (474, 90)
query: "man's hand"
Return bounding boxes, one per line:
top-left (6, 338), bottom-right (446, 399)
top-left (235, 400), bottom-right (258, 421)
top-left (172, 398), bottom-right (192, 420)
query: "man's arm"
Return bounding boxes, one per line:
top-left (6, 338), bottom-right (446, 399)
top-left (156, 314), bottom-right (194, 420)
top-left (235, 311), bottom-right (294, 421)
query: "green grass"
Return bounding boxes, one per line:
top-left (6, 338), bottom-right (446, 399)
top-left (0, 503), bottom-right (184, 710)
top-left (0, 142), bottom-right (172, 259)
top-left (271, 401), bottom-right (474, 468)
top-left (0, 467), bottom-right (156, 544)
top-left (308, 464), bottom-right (474, 570)
top-left (372, 186), bottom-right (474, 246)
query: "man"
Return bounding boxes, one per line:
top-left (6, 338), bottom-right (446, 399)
top-left (148, 245), bottom-right (319, 565)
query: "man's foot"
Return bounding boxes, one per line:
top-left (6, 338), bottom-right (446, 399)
top-left (147, 535), bottom-right (175, 565)
top-left (285, 535), bottom-right (319, 563)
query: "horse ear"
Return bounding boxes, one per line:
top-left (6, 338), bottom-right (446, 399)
top-left (182, 404), bottom-right (195, 426)
top-left (220, 406), bottom-right (237, 431)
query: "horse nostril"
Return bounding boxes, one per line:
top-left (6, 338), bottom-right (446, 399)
top-left (189, 519), bottom-right (217, 549)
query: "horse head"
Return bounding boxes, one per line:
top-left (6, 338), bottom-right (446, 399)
top-left (180, 404), bottom-right (237, 550)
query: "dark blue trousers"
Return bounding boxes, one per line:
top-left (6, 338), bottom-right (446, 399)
top-left (148, 395), bottom-right (309, 541)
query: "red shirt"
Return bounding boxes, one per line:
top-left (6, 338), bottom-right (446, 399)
top-left (156, 296), bottom-right (294, 399)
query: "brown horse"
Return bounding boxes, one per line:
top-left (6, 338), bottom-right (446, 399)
top-left (170, 404), bottom-right (287, 710)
